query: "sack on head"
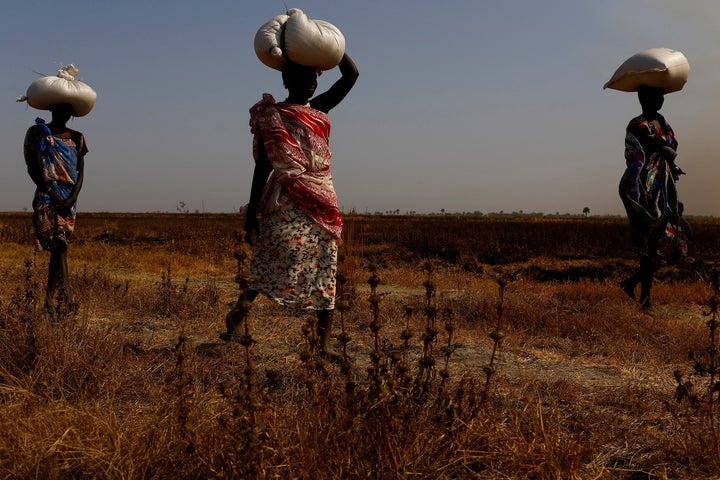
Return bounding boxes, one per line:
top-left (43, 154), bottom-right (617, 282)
top-left (254, 8), bottom-right (345, 71)
top-left (17, 64), bottom-right (97, 117)
top-left (604, 48), bottom-right (689, 94)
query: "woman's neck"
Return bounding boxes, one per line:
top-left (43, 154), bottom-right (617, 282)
top-left (47, 121), bottom-right (68, 134)
top-left (284, 95), bottom-right (310, 105)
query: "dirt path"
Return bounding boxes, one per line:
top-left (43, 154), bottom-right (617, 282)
top-left (86, 266), bottom-right (708, 395)
top-left (166, 300), bottom-right (703, 399)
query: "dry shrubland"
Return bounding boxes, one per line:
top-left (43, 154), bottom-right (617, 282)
top-left (0, 212), bottom-right (719, 479)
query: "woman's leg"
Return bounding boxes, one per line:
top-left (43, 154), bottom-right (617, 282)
top-left (638, 225), bottom-right (664, 310)
top-left (46, 243), bottom-right (69, 304)
top-left (638, 256), bottom-right (658, 310)
top-left (316, 309), bottom-right (341, 362)
top-left (45, 242), bottom-right (75, 319)
top-left (46, 249), bottom-right (60, 309)
top-left (58, 245), bottom-right (76, 308)
top-left (619, 270), bottom-right (641, 300)
top-left (222, 289), bottom-right (259, 340)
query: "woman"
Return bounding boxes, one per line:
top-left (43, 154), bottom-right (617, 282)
top-left (618, 85), bottom-right (684, 311)
top-left (222, 53), bottom-right (358, 360)
top-left (24, 103), bottom-right (87, 320)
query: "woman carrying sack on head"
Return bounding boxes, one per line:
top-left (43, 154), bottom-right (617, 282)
top-left (19, 65), bottom-right (94, 320)
top-left (223, 53), bottom-right (358, 361)
top-left (222, 10), bottom-right (358, 361)
top-left (617, 85), bottom-right (685, 311)
top-left (605, 49), bottom-right (690, 312)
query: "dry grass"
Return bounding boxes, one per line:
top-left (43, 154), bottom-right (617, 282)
top-left (0, 212), bottom-right (718, 478)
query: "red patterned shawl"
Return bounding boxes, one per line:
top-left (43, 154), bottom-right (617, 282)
top-left (250, 94), bottom-right (342, 239)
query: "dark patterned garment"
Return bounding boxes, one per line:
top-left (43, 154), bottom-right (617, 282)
top-left (24, 118), bottom-right (87, 251)
top-left (618, 114), bottom-right (683, 264)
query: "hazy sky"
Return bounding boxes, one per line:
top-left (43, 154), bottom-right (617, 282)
top-left (2, 1), bottom-right (719, 216)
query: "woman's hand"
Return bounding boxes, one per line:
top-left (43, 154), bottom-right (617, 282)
top-left (244, 213), bottom-right (259, 245)
top-left (46, 189), bottom-right (63, 205)
top-left (659, 146), bottom-right (677, 162)
top-left (55, 197), bottom-right (76, 214)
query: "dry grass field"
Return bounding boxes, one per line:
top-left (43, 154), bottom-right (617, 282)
top-left (0, 211), bottom-right (719, 479)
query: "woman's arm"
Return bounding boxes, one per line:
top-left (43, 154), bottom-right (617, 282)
top-left (56, 154), bottom-right (84, 212)
top-left (244, 136), bottom-right (273, 244)
top-left (630, 116), bottom-right (673, 157)
top-left (25, 151), bottom-right (47, 191)
top-left (23, 127), bottom-right (51, 192)
top-left (311, 53), bottom-right (359, 113)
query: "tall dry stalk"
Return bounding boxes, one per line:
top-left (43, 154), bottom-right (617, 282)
top-left (366, 265), bottom-right (386, 399)
top-left (481, 273), bottom-right (512, 403)
top-left (415, 261), bottom-right (439, 396)
top-left (334, 270), bottom-right (355, 405)
top-left (222, 239), bottom-right (265, 476)
top-left (439, 305), bottom-right (455, 390)
top-left (705, 263), bottom-right (720, 455)
top-left (394, 303), bottom-right (415, 390)
top-left (673, 261), bottom-right (720, 462)
top-left (0, 259), bottom-right (40, 375)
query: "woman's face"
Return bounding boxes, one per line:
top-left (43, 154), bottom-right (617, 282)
top-left (283, 63), bottom-right (318, 100)
top-left (49, 103), bottom-right (74, 123)
top-left (638, 86), bottom-right (665, 113)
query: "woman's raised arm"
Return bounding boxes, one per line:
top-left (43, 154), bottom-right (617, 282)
top-left (311, 53), bottom-right (359, 113)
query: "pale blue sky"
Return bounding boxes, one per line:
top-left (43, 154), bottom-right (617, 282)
top-left (2, 1), bottom-right (719, 216)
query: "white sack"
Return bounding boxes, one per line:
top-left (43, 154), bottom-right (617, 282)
top-left (254, 13), bottom-right (289, 71)
top-left (604, 48), bottom-right (689, 94)
top-left (17, 64), bottom-right (96, 117)
top-left (254, 8), bottom-right (345, 71)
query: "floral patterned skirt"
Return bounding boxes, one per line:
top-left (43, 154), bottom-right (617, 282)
top-left (249, 202), bottom-right (338, 310)
top-left (33, 203), bottom-right (75, 252)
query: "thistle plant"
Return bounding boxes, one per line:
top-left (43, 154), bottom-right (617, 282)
top-left (392, 303), bottom-right (415, 390)
top-left (674, 261), bottom-right (720, 458)
top-left (232, 243), bottom-right (252, 294)
top-left (230, 242), bottom-right (259, 407)
top-left (169, 335), bottom-right (196, 455)
top-left (367, 265), bottom-right (387, 398)
top-left (2, 258), bottom-right (40, 373)
top-left (20, 258), bottom-right (38, 325)
top-left (481, 272), bottom-right (511, 403)
top-left (415, 262), bottom-right (439, 396)
top-left (335, 271), bottom-right (355, 397)
top-left (214, 240), bottom-right (266, 477)
top-left (439, 306), bottom-right (455, 389)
